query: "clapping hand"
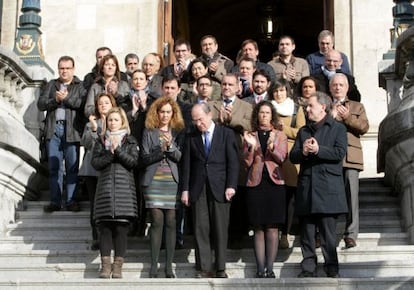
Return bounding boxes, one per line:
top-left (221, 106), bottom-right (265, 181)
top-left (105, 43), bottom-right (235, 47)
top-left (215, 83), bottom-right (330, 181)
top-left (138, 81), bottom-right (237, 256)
top-left (336, 103), bottom-right (350, 119)
top-left (106, 80), bottom-right (118, 95)
top-left (303, 137), bottom-right (319, 156)
top-left (110, 136), bottom-right (120, 154)
top-left (267, 131), bottom-right (276, 151)
top-left (89, 115), bottom-right (98, 132)
top-left (243, 131), bottom-right (257, 150)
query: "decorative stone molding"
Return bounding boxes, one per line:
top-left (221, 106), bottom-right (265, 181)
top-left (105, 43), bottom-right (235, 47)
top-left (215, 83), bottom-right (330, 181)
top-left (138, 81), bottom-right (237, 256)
top-left (378, 25), bottom-right (414, 242)
top-left (0, 47), bottom-right (48, 235)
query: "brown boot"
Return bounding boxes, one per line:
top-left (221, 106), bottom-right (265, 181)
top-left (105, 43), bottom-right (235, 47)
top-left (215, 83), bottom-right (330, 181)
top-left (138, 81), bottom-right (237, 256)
top-left (112, 256), bottom-right (124, 278)
top-left (99, 256), bottom-right (111, 278)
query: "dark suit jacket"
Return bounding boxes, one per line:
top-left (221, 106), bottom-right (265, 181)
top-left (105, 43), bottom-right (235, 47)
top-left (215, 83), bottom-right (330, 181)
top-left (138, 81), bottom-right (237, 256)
top-left (313, 70), bottom-right (361, 102)
top-left (181, 124), bottom-right (239, 203)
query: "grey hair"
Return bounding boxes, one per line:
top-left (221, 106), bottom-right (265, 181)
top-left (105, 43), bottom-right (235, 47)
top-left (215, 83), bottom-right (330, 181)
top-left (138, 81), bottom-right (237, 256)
top-left (311, 91), bottom-right (332, 114)
top-left (193, 102), bottom-right (211, 114)
top-left (318, 30), bottom-right (334, 42)
top-left (329, 73), bottom-right (349, 87)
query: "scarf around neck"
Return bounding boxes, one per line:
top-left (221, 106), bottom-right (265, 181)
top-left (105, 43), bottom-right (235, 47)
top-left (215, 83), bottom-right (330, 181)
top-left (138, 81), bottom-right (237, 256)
top-left (271, 97), bottom-right (295, 117)
top-left (104, 129), bottom-right (128, 150)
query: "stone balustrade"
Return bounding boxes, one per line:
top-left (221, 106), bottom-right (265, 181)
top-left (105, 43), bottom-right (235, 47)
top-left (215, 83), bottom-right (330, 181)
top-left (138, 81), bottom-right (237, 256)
top-left (0, 47), bottom-right (50, 235)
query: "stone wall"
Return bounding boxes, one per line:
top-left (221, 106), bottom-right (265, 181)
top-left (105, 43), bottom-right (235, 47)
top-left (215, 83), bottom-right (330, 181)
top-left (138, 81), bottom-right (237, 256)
top-left (335, 0), bottom-right (394, 177)
top-left (39, 0), bottom-right (159, 80)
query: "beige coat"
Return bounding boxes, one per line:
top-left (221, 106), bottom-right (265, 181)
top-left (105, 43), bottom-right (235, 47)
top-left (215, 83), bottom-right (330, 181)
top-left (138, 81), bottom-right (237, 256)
top-left (209, 98), bottom-right (253, 185)
top-left (278, 105), bottom-right (306, 187)
top-left (333, 99), bottom-right (369, 171)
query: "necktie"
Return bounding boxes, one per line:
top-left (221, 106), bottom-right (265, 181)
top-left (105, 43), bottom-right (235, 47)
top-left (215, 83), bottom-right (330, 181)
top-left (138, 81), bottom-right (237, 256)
top-left (204, 131), bottom-right (210, 157)
top-left (223, 99), bottom-right (232, 106)
top-left (257, 95), bottom-right (263, 103)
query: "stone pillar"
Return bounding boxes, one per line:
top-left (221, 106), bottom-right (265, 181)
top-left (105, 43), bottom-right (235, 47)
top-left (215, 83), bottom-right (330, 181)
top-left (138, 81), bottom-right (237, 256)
top-left (13, 0), bottom-right (52, 72)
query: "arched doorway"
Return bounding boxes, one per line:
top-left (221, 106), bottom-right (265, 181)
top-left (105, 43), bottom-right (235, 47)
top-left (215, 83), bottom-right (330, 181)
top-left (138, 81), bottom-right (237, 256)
top-left (171, 0), bottom-right (334, 63)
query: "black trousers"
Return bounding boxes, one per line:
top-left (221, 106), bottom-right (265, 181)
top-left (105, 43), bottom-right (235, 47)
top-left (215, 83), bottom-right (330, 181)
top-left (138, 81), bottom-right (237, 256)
top-left (299, 214), bottom-right (339, 274)
top-left (192, 184), bottom-right (230, 272)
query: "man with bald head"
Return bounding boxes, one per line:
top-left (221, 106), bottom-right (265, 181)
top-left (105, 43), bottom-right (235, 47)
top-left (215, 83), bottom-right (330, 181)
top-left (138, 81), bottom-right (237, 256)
top-left (312, 50), bottom-right (361, 102)
top-left (142, 53), bottom-right (163, 98)
top-left (181, 103), bottom-right (239, 278)
top-left (306, 30), bottom-right (351, 75)
top-left (330, 73), bottom-right (369, 249)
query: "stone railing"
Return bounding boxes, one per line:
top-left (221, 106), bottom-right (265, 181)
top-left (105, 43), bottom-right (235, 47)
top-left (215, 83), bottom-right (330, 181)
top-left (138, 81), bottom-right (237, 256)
top-left (0, 46), bottom-right (50, 235)
top-left (378, 26), bottom-right (414, 243)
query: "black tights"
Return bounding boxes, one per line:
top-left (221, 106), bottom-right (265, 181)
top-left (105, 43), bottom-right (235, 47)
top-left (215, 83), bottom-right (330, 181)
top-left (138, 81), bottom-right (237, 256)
top-left (98, 221), bottom-right (129, 257)
top-left (253, 225), bottom-right (279, 273)
top-left (149, 208), bottom-right (176, 274)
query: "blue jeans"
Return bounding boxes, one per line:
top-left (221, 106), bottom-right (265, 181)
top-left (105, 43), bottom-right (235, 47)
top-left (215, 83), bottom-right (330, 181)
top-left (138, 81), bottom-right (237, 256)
top-left (47, 123), bottom-right (79, 207)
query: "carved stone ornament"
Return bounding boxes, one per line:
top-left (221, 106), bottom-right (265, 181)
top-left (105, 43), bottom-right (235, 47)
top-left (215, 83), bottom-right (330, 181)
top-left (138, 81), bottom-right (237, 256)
top-left (15, 34), bottom-right (36, 55)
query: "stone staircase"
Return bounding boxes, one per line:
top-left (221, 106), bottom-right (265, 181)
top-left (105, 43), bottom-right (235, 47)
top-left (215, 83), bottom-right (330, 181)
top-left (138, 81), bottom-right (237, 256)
top-left (0, 178), bottom-right (414, 289)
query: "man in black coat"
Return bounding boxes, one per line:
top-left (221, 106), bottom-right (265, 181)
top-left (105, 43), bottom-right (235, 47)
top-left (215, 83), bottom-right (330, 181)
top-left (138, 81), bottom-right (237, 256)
top-left (181, 103), bottom-right (239, 278)
top-left (290, 92), bottom-right (348, 278)
top-left (38, 56), bottom-right (86, 213)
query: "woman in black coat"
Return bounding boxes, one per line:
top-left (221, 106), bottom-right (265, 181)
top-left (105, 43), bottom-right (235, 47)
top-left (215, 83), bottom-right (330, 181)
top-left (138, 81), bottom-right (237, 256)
top-left (91, 107), bottom-right (139, 279)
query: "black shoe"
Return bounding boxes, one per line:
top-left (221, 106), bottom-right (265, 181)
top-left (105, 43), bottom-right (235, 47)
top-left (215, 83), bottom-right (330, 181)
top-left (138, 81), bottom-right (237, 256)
top-left (165, 272), bottom-right (176, 278)
top-left (255, 272), bottom-right (266, 278)
top-left (175, 242), bottom-right (184, 249)
top-left (66, 202), bottom-right (80, 212)
top-left (43, 203), bottom-right (61, 213)
top-left (195, 271), bottom-right (214, 278)
top-left (91, 240), bottom-right (99, 251)
top-left (326, 271), bottom-right (340, 278)
top-left (266, 270), bottom-right (275, 278)
top-left (149, 273), bottom-right (158, 278)
top-left (215, 270), bottom-right (228, 278)
top-left (298, 271), bottom-right (317, 278)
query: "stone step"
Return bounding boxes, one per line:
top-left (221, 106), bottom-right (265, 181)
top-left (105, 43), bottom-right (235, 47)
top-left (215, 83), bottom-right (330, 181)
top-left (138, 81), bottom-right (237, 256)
top-left (0, 232), bottom-right (407, 252)
top-left (1, 245), bottom-right (414, 265)
top-left (359, 195), bottom-right (399, 204)
top-left (1, 259), bottom-right (414, 279)
top-left (20, 201), bottom-right (90, 212)
top-left (16, 211), bottom-right (90, 219)
top-left (0, 277), bottom-right (413, 290)
top-left (359, 207), bottom-right (400, 216)
top-left (359, 185), bottom-right (393, 195)
top-left (5, 223), bottom-right (92, 237)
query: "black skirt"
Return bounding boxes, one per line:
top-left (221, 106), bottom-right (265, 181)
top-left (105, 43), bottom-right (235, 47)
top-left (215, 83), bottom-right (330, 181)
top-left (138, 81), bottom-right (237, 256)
top-left (246, 171), bottom-right (286, 226)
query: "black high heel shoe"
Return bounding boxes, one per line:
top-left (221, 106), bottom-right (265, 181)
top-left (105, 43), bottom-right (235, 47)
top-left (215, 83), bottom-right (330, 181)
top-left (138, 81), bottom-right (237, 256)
top-left (266, 270), bottom-right (276, 278)
top-left (255, 272), bottom-right (266, 278)
top-left (165, 272), bottom-right (176, 278)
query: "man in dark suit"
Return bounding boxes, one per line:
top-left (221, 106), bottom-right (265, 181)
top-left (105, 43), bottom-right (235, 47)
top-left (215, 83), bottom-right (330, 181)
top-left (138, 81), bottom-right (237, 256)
top-left (209, 73), bottom-right (252, 248)
top-left (290, 92), bottom-right (348, 278)
top-left (181, 103), bottom-right (239, 278)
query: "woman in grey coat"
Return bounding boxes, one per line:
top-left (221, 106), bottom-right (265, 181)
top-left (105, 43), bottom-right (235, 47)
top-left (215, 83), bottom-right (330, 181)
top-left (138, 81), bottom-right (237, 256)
top-left (79, 92), bottom-right (116, 250)
top-left (141, 96), bottom-right (185, 278)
